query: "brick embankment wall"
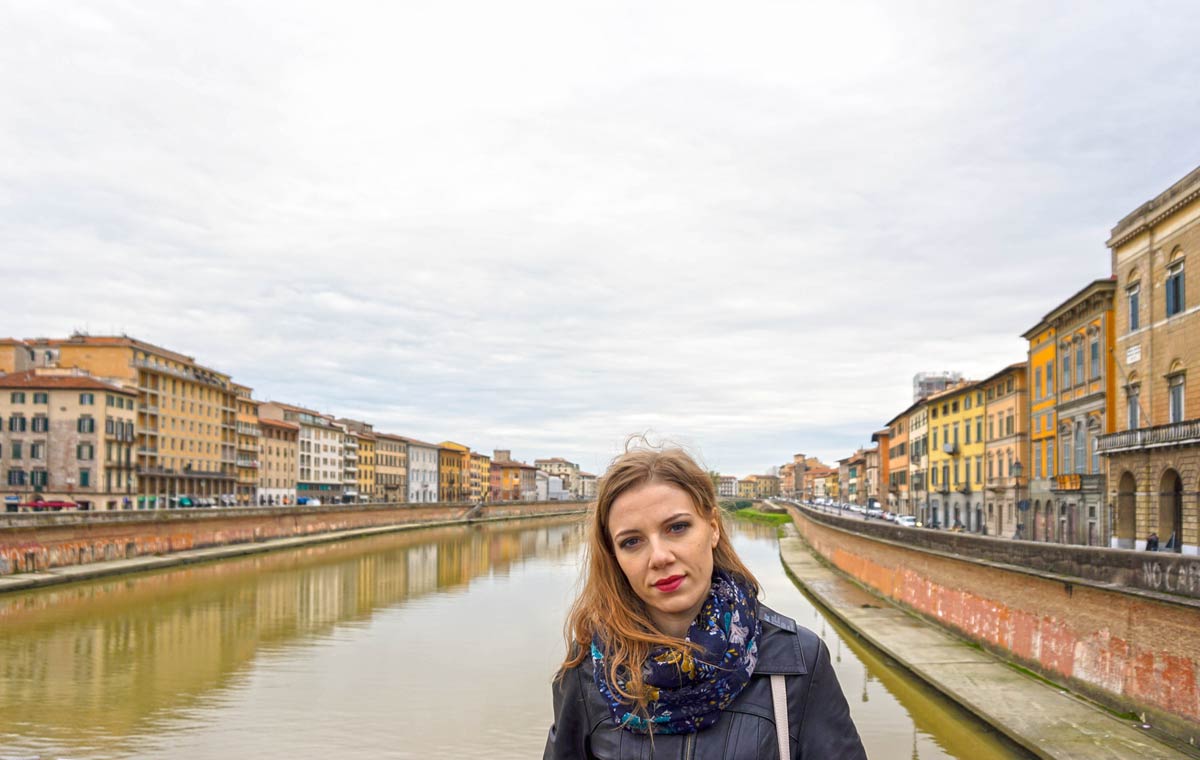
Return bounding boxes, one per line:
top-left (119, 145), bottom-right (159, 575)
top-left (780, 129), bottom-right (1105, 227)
top-left (0, 500), bottom-right (588, 576)
top-left (789, 505), bottom-right (1200, 741)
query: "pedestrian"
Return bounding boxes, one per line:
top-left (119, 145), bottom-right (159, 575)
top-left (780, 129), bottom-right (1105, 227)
top-left (1147, 532), bottom-right (1160, 551)
top-left (543, 445), bottom-right (865, 759)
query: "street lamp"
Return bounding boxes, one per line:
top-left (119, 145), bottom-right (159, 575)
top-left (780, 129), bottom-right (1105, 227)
top-left (1011, 460), bottom-right (1025, 540)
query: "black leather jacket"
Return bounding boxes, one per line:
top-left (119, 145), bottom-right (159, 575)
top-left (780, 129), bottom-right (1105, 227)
top-left (543, 607), bottom-right (867, 759)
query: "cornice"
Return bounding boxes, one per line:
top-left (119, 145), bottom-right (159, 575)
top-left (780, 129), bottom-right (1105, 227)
top-left (1108, 164), bottom-right (1200, 249)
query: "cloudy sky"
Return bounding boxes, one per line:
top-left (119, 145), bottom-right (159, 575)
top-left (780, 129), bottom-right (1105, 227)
top-left (3, 2), bottom-right (1199, 476)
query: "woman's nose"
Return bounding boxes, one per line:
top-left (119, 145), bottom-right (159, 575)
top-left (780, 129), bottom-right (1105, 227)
top-left (647, 538), bottom-right (675, 568)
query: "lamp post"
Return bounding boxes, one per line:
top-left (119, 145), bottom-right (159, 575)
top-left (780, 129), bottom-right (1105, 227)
top-left (1011, 460), bottom-right (1025, 540)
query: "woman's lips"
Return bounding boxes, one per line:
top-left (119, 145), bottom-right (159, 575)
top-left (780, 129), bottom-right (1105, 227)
top-left (654, 575), bottom-right (684, 593)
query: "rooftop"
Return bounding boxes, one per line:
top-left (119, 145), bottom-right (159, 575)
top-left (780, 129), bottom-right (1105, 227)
top-left (0, 369), bottom-right (134, 394)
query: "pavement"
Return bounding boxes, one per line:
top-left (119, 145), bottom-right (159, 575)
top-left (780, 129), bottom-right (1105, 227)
top-left (0, 509), bottom-right (585, 595)
top-left (777, 524), bottom-right (1197, 759)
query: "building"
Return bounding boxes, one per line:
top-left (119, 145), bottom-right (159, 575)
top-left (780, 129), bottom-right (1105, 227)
top-left (469, 451), bottom-right (491, 502)
top-left (1041, 280), bottom-right (1117, 546)
top-left (257, 417), bottom-right (298, 506)
top-left (864, 445), bottom-right (882, 506)
top-left (778, 462), bottom-right (795, 498)
top-left (738, 478), bottom-right (757, 499)
top-left (981, 363), bottom-right (1030, 539)
top-left (926, 381), bottom-right (985, 530)
top-left (717, 475), bottom-right (738, 499)
top-left (406, 438), bottom-right (439, 503)
top-left (490, 456), bottom-right (528, 501)
top-left (1023, 317), bottom-right (1059, 540)
top-left (375, 433), bottom-right (408, 503)
top-left (838, 451), bottom-right (867, 506)
top-left (0, 369), bottom-right (137, 510)
top-left (913, 371), bottom-right (964, 402)
top-left (1100, 165), bottom-right (1200, 554)
top-left (534, 457), bottom-right (581, 497)
top-left (883, 408), bottom-right (913, 513)
top-left (908, 400), bottom-right (930, 521)
top-left (260, 402), bottom-right (343, 503)
top-left (233, 384), bottom-right (260, 506)
top-left (578, 471), bottom-right (597, 500)
top-left (438, 441), bottom-right (470, 502)
top-left (0, 335), bottom-right (243, 508)
top-left (337, 419), bottom-right (378, 503)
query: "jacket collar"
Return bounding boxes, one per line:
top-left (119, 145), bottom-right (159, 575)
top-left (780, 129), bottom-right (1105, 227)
top-left (754, 605), bottom-right (808, 675)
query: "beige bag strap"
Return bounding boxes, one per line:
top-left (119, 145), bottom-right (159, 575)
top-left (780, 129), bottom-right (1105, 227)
top-left (770, 674), bottom-right (789, 759)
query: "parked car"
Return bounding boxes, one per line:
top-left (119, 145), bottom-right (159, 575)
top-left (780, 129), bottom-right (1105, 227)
top-left (865, 507), bottom-right (883, 519)
top-left (896, 515), bottom-right (917, 527)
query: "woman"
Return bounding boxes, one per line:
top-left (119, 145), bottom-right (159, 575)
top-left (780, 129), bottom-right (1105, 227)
top-left (544, 447), bottom-right (866, 759)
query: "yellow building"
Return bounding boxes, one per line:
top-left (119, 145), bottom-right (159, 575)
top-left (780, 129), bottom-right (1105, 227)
top-left (358, 432), bottom-right (376, 502)
top-left (755, 475), bottom-right (780, 498)
top-left (738, 478), bottom-right (757, 499)
top-left (0, 335), bottom-right (242, 507)
top-left (438, 441), bottom-right (470, 503)
top-left (1022, 320), bottom-right (1059, 539)
top-left (926, 380), bottom-right (986, 530)
top-left (469, 451), bottom-right (490, 503)
top-left (233, 384), bottom-right (259, 506)
top-left (374, 433), bottom-right (408, 503)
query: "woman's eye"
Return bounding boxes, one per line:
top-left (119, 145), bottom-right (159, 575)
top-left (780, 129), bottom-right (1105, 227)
top-left (668, 522), bottom-right (690, 533)
top-left (619, 537), bottom-right (641, 550)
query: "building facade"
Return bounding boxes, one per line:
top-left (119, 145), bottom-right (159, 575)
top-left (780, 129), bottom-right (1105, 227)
top-left (913, 371), bottom-right (964, 402)
top-left (1100, 165), bottom-right (1200, 554)
top-left (260, 402), bottom-right (343, 503)
top-left (0, 335), bottom-right (242, 508)
top-left (1043, 280), bottom-right (1117, 546)
top-left (257, 417), bottom-right (298, 506)
top-left (908, 401), bottom-right (929, 522)
top-left (375, 433), bottom-right (408, 503)
top-left (1023, 320), bottom-right (1059, 540)
top-left (535, 457), bottom-right (581, 497)
top-left (470, 451), bottom-right (491, 502)
top-left (981, 363), bottom-right (1030, 539)
top-left (0, 369), bottom-right (137, 510)
top-left (406, 439), bottom-right (439, 503)
top-left (883, 410), bottom-right (912, 514)
top-left (927, 381), bottom-right (985, 530)
top-left (234, 384), bottom-right (259, 506)
top-left (717, 475), bottom-right (738, 499)
top-left (438, 441), bottom-right (470, 502)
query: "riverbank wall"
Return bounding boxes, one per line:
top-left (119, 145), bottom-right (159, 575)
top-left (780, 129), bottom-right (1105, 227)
top-left (786, 503), bottom-right (1200, 745)
top-left (0, 501), bottom-right (589, 577)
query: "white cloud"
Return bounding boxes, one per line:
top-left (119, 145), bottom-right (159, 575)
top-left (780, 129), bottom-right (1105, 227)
top-left (3, 0), bottom-right (1200, 475)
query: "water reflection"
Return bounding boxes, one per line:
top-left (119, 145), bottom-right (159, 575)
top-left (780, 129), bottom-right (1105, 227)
top-left (0, 517), bottom-right (584, 758)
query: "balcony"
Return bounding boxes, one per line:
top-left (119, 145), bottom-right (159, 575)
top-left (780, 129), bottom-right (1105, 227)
top-left (1051, 473), bottom-right (1105, 492)
top-left (986, 476), bottom-right (1019, 492)
top-left (138, 404), bottom-right (159, 414)
top-left (1098, 420), bottom-right (1200, 454)
top-left (236, 458), bottom-right (259, 469)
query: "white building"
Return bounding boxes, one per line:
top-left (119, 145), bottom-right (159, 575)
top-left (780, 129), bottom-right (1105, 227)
top-left (578, 471), bottom-right (597, 500)
top-left (406, 438), bottom-right (439, 504)
top-left (718, 476), bottom-right (738, 499)
top-left (535, 457), bottom-right (581, 497)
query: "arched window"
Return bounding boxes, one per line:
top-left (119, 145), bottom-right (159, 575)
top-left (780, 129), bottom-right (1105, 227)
top-left (1166, 249), bottom-right (1186, 318)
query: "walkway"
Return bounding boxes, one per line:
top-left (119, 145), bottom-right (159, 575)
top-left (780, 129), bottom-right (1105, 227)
top-left (778, 524), bottom-right (1196, 759)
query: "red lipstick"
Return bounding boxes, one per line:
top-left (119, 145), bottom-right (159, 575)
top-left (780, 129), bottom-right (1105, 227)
top-left (654, 575), bottom-right (684, 593)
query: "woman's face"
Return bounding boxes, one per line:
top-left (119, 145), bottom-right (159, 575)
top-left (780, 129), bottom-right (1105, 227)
top-left (607, 481), bottom-right (720, 639)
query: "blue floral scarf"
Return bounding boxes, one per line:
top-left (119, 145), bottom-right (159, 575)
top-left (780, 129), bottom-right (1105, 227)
top-left (591, 569), bottom-right (761, 735)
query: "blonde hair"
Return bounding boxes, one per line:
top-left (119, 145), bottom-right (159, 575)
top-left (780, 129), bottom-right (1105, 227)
top-left (558, 444), bottom-right (759, 713)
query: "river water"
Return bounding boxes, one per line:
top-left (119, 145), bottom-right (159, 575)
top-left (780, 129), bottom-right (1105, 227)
top-left (0, 515), bottom-right (1028, 759)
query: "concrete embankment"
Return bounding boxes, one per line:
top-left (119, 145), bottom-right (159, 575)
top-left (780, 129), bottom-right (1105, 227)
top-left (0, 501), bottom-right (588, 593)
top-left (781, 503), bottom-right (1200, 753)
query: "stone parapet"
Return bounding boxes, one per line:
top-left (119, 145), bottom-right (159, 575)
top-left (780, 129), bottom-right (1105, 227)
top-left (788, 503), bottom-right (1200, 744)
top-left (0, 500), bottom-right (589, 576)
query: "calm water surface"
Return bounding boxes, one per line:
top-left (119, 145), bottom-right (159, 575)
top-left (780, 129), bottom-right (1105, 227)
top-left (0, 516), bottom-right (1028, 759)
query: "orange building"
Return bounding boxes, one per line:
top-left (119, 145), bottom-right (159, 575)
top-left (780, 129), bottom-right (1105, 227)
top-left (438, 441), bottom-right (470, 502)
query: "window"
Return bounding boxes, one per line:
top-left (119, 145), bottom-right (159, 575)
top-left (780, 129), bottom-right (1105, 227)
top-left (1092, 438), bottom-right (1099, 475)
top-left (1128, 385), bottom-right (1141, 429)
top-left (81, 393), bottom-right (95, 405)
top-left (30, 443), bottom-right (43, 460)
top-left (1034, 441), bottom-right (1042, 479)
top-left (965, 395), bottom-right (972, 411)
top-left (7, 469), bottom-right (25, 486)
top-left (31, 416), bottom-right (48, 433)
top-left (953, 424), bottom-right (959, 445)
top-left (9, 416), bottom-right (25, 432)
top-left (1075, 423), bottom-right (1086, 474)
top-left (1166, 261), bottom-right (1185, 317)
top-left (975, 457), bottom-right (982, 483)
top-left (977, 417), bottom-right (983, 441)
top-left (1128, 283), bottom-right (1141, 330)
top-left (1169, 374), bottom-right (1185, 424)
top-left (1035, 368), bottom-right (1042, 399)
top-left (10, 392), bottom-right (25, 404)
top-left (988, 457), bottom-right (994, 479)
top-left (1075, 342), bottom-right (1084, 385)
top-left (79, 469), bottom-right (90, 488)
top-left (77, 443), bottom-right (94, 461)
top-left (11, 442), bottom-right (22, 460)
top-left (77, 416), bottom-right (95, 434)
top-left (951, 401), bottom-right (958, 413)
top-left (1090, 337), bottom-right (1100, 379)
top-left (33, 392), bottom-right (47, 404)
top-left (1006, 412), bottom-right (1014, 436)
top-left (1062, 349), bottom-right (1072, 388)
top-left (30, 470), bottom-right (47, 487)
top-left (1062, 435), bottom-right (1072, 475)
top-left (1007, 378), bottom-right (1014, 393)
top-left (965, 423), bottom-right (971, 445)
top-left (932, 429), bottom-right (938, 449)
top-left (988, 416), bottom-right (995, 440)
top-left (1046, 443), bottom-right (1054, 477)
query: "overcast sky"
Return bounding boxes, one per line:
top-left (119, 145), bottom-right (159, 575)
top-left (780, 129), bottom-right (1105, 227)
top-left (3, 2), bottom-right (1199, 477)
